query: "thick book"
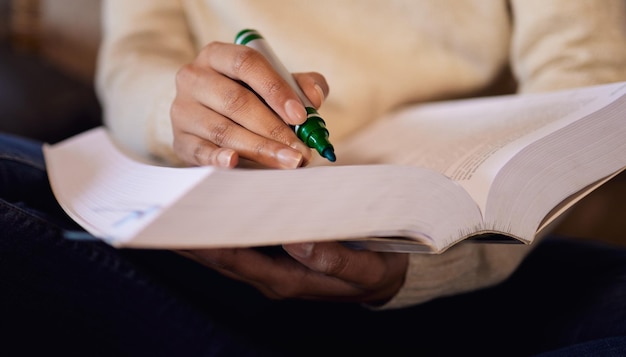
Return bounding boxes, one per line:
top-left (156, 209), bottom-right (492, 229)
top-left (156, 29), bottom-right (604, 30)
top-left (44, 81), bottom-right (626, 253)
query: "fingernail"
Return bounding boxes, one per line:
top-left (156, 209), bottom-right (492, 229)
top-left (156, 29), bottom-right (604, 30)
top-left (277, 148), bottom-right (303, 168)
top-left (314, 84), bottom-right (325, 105)
top-left (284, 99), bottom-right (306, 125)
top-left (217, 150), bottom-right (235, 167)
top-left (285, 243), bottom-right (314, 259)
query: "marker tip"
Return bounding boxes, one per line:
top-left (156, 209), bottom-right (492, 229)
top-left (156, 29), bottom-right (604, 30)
top-left (322, 148), bottom-right (336, 162)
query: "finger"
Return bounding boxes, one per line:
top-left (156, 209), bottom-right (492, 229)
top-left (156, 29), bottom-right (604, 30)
top-left (282, 242), bottom-right (398, 288)
top-left (188, 248), bottom-right (366, 300)
top-left (172, 131), bottom-right (238, 167)
top-left (197, 41), bottom-right (308, 125)
top-left (283, 242), bottom-right (408, 303)
top-left (176, 66), bottom-right (311, 157)
top-left (293, 72), bottom-right (329, 109)
top-left (171, 100), bottom-right (305, 169)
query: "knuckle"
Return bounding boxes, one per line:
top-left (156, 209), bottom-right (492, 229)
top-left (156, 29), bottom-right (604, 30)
top-left (203, 41), bottom-right (220, 53)
top-left (197, 41), bottom-right (220, 63)
top-left (220, 86), bottom-right (250, 115)
top-left (169, 100), bottom-right (185, 123)
top-left (320, 253), bottom-right (352, 277)
top-left (175, 63), bottom-right (197, 89)
top-left (268, 122), bottom-right (291, 142)
top-left (252, 140), bottom-right (270, 157)
top-left (260, 77), bottom-right (285, 99)
top-left (210, 122), bottom-right (233, 147)
top-left (232, 47), bottom-right (259, 77)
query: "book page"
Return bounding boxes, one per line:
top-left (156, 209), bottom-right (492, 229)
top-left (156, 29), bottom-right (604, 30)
top-left (485, 85), bottom-right (626, 240)
top-left (43, 128), bottom-right (213, 243)
top-left (45, 128), bottom-right (482, 251)
top-left (128, 164), bottom-right (481, 251)
top-left (334, 82), bottom-right (626, 214)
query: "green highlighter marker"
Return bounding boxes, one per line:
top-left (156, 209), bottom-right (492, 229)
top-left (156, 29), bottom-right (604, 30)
top-left (235, 29), bottom-right (336, 162)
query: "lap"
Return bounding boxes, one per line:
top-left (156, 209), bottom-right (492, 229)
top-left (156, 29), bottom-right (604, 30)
top-left (0, 132), bottom-right (76, 229)
top-left (5, 234), bottom-right (623, 356)
top-left (2, 133), bottom-right (625, 356)
top-left (233, 236), bottom-right (626, 356)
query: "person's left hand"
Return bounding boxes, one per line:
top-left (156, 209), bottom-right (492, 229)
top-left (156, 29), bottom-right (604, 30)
top-left (179, 242), bottom-right (409, 305)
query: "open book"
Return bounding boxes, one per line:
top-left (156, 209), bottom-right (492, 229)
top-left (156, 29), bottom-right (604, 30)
top-left (44, 81), bottom-right (626, 253)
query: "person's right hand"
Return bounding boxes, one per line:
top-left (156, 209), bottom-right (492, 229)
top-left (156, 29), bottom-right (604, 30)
top-left (171, 41), bottom-right (329, 169)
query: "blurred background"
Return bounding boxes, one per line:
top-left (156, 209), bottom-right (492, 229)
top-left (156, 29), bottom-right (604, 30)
top-left (0, 0), bottom-right (102, 143)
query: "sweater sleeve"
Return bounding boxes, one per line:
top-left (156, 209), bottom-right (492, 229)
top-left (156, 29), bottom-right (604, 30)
top-left (510, 0), bottom-right (626, 93)
top-left (379, 0), bottom-right (626, 310)
top-left (96, 0), bottom-right (195, 163)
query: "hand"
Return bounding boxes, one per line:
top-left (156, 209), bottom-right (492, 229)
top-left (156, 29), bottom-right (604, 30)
top-left (179, 242), bottom-right (409, 305)
top-left (171, 41), bottom-right (329, 169)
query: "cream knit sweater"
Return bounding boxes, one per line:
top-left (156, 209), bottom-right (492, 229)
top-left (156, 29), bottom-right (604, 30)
top-left (96, 0), bottom-right (626, 309)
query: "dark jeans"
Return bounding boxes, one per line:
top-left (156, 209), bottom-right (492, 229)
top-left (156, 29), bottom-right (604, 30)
top-left (1, 132), bottom-right (625, 357)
